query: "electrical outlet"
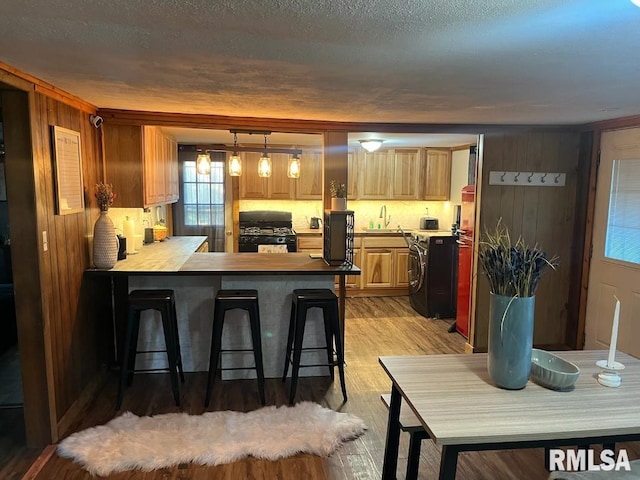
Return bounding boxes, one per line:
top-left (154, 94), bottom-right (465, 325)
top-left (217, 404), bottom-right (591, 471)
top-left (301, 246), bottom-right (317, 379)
top-left (42, 230), bottom-right (48, 252)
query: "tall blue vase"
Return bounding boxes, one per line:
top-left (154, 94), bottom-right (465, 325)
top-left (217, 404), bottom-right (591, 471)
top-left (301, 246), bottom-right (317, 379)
top-left (487, 293), bottom-right (535, 389)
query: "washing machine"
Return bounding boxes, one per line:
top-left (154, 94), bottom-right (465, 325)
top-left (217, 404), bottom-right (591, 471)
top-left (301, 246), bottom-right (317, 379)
top-left (408, 233), bottom-right (457, 319)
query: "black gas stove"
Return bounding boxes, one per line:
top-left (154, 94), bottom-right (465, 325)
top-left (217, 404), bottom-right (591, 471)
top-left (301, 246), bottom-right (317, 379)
top-left (238, 211), bottom-right (297, 252)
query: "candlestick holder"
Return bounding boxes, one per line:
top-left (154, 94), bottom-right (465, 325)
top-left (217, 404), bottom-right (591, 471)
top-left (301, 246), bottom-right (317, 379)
top-left (596, 359), bottom-right (625, 388)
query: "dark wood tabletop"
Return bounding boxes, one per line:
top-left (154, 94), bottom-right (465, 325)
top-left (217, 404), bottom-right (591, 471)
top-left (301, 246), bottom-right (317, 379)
top-left (180, 252), bottom-right (360, 276)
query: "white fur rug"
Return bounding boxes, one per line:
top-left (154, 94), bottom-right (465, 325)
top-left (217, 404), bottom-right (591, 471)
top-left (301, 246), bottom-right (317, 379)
top-left (57, 402), bottom-right (367, 476)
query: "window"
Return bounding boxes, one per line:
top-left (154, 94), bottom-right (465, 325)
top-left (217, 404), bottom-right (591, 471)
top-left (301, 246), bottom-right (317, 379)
top-left (183, 160), bottom-right (225, 227)
top-left (605, 158), bottom-right (640, 265)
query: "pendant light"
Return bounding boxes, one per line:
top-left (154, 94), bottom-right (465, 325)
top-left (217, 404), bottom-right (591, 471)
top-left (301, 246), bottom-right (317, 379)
top-left (258, 133), bottom-right (272, 177)
top-left (196, 152), bottom-right (211, 174)
top-left (287, 151), bottom-right (301, 178)
top-left (228, 132), bottom-right (242, 176)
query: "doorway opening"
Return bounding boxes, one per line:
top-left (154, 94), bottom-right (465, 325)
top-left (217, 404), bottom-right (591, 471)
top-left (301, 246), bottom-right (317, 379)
top-left (0, 103), bottom-right (22, 409)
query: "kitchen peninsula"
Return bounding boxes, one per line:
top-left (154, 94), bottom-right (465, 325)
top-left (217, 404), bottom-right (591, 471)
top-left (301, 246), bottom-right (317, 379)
top-left (87, 236), bottom-right (360, 379)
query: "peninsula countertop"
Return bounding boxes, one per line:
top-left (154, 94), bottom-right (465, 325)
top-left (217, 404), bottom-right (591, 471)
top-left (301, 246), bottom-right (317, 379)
top-left (86, 236), bottom-right (360, 276)
top-left (180, 252), bottom-right (360, 276)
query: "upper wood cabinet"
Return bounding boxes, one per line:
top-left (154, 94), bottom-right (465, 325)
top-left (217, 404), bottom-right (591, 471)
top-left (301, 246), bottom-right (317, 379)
top-left (239, 152), bottom-right (268, 199)
top-left (391, 148), bottom-right (422, 200)
top-left (103, 124), bottom-right (178, 208)
top-left (240, 152), bottom-right (294, 199)
top-left (360, 150), bottom-right (391, 199)
top-left (423, 149), bottom-right (452, 201)
top-left (347, 150), bottom-right (358, 199)
top-left (295, 150), bottom-right (322, 200)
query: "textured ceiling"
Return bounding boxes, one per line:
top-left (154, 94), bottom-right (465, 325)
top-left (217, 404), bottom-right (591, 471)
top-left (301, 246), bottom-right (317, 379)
top-left (1, 0), bottom-right (640, 129)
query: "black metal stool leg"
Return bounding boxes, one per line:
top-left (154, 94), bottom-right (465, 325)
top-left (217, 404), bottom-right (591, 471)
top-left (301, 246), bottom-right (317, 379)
top-left (160, 303), bottom-right (181, 407)
top-left (329, 299), bottom-right (347, 402)
top-left (289, 303), bottom-right (308, 405)
top-left (322, 305), bottom-right (335, 381)
top-left (205, 302), bottom-right (225, 407)
top-left (282, 298), bottom-right (297, 381)
top-left (171, 297), bottom-right (185, 383)
top-left (126, 310), bottom-right (141, 386)
top-left (117, 308), bottom-right (137, 410)
top-left (249, 302), bottom-right (266, 405)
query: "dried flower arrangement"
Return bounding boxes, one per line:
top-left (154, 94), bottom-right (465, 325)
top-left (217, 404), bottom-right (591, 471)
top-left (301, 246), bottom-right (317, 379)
top-left (329, 180), bottom-right (347, 198)
top-left (478, 220), bottom-right (558, 298)
top-left (95, 182), bottom-right (116, 211)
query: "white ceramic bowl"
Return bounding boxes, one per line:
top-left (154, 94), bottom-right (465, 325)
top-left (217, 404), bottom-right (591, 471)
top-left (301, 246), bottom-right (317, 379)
top-left (530, 349), bottom-right (580, 390)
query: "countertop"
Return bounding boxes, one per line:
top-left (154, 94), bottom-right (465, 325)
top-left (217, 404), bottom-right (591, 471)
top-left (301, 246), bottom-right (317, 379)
top-left (87, 236), bottom-right (360, 276)
top-left (87, 236), bottom-right (207, 274)
top-left (181, 253), bottom-right (360, 276)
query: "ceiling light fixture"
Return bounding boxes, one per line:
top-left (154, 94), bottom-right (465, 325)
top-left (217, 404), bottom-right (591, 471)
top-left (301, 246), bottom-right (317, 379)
top-left (631, 0), bottom-right (640, 7)
top-left (258, 133), bottom-right (272, 178)
top-left (287, 151), bottom-right (301, 178)
top-left (228, 132), bottom-right (242, 176)
top-left (196, 152), bottom-right (211, 175)
top-left (360, 139), bottom-right (384, 152)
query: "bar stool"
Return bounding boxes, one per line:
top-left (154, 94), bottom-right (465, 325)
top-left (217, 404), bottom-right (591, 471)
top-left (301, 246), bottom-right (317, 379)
top-left (205, 289), bottom-right (266, 407)
top-left (116, 289), bottom-right (185, 410)
top-left (282, 288), bottom-right (347, 405)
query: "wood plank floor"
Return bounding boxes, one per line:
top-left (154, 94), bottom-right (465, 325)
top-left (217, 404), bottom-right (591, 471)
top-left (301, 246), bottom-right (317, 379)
top-left (3, 296), bottom-right (639, 479)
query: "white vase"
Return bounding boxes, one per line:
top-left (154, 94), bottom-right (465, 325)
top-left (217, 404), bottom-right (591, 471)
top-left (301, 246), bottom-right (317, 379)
top-left (93, 210), bottom-right (119, 269)
top-left (331, 197), bottom-right (347, 210)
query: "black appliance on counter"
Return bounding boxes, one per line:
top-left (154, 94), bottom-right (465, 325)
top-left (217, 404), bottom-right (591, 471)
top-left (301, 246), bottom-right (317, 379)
top-left (408, 233), bottom-right (457, 319)
top-left (238, 211), bottom-right (297, 252)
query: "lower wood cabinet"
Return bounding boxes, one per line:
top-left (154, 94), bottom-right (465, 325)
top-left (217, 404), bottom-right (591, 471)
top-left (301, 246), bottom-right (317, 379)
top-left (363, 249), bottom-right (394, 288)
top-left (394, 250), bottom-right (410, 287)
top-left (297, 234), bottom-right (408, 295)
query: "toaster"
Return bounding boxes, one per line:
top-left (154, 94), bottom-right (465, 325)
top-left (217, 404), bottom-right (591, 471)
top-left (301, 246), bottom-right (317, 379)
top-left (420, 217), bottom-right (439, 230)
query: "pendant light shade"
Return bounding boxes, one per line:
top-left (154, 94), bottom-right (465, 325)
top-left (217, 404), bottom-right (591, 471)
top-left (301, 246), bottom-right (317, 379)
top-left (258, 153), bottom-right (272, 177)
top-left (287, 153), bottom-right (301, 178)
top-left (258, 133), bottom-right (272, 177)
top-left (228, 152), bottom-right (242, 176)
top-left (228, 133), bottom-right (242, 176)
top-left (196, 152), bottom-right (211, 174)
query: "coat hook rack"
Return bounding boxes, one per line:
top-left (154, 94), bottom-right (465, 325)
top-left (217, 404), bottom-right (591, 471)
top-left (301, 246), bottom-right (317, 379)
top-left (489, 171), bottom-right (566, 187)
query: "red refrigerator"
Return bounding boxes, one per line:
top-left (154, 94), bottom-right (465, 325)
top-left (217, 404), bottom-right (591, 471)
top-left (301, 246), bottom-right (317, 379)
top-left (455, 185), bottom-right (475, 338)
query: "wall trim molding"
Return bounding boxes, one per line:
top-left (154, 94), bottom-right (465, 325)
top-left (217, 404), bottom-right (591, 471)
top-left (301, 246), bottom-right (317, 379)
top-left (0, 61), bottom-right (96, 113)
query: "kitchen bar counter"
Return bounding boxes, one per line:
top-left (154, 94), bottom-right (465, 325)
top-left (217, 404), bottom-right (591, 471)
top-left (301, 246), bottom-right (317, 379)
top-left (88, 236), bottom-right (359, 381)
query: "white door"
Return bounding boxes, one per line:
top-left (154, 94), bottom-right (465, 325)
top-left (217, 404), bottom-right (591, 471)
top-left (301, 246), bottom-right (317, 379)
top-left (584, 127), bottom-right (640, 358)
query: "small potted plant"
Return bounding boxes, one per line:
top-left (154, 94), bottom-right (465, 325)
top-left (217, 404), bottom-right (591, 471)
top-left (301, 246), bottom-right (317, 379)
top-left (478, 220), bottom-right (558, 389)
top-left (329, 180), bottom-right (347, 210)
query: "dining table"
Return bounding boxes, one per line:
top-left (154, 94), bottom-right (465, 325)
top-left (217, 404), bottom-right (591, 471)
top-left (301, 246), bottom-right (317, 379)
top-left (379, 350), bottom-right (640, 479)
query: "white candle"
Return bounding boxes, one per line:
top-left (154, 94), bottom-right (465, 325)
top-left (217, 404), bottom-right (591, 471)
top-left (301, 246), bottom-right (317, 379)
top-left (123, 216), bottom-right (136, 254)
top-left (607, 296), bottom-right (620, 367)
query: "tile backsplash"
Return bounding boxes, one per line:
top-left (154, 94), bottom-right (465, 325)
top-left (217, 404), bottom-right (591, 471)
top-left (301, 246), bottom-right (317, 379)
top-left (109, 205), bottom-right (167, 251)
top-left (109, 199), bottom-right (458, 252)
top-left (239, 199), bottom-right (460, 232)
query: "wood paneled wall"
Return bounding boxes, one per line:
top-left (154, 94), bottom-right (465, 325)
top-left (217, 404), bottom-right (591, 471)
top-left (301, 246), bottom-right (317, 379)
top-left (472, 131), bottom-right (586, 351)
top-left (2, 78), bottom-right (104, 445)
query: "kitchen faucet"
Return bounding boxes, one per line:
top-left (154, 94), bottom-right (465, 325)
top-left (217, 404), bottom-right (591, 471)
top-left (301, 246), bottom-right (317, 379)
top-left (379, 205), bottom-right (391, 228)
